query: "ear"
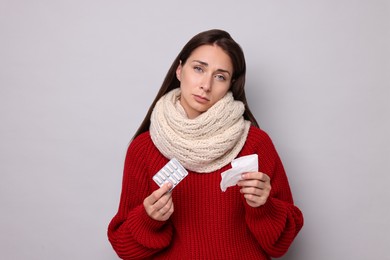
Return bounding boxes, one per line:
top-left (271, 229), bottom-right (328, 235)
top-left (176, 60), bottom-right (182, 81)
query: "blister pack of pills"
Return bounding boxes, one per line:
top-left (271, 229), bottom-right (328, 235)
top-left (153, 158), bottom-right (188, 190)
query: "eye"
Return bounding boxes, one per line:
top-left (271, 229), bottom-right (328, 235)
top-left (194, 66), bottom-right (203, 73)
top-left (215, 74), bottom-right (226, 81)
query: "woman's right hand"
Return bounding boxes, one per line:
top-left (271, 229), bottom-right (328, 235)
top-left (143, 183), bottom-right (174, 221)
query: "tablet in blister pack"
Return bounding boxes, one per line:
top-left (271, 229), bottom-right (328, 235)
top-left (153, 158), bottom-right (188, 190)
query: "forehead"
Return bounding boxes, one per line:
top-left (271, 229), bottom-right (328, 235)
top-left (188, 45), bottom-right (233, 72)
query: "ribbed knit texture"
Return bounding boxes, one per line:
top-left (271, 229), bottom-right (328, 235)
top-left (150, 88), bottom-right (251, 173)
top-left (108, 126), bottom-right (304, 259)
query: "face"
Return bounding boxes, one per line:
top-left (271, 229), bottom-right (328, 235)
top-left (176, 44), bottom-right (233, 119)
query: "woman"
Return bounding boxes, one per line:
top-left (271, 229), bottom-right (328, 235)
top-left (108, 29), bottom-right (303, 259)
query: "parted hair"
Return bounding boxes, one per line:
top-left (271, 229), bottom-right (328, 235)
top-left (132, 29), bottom-right (259, 140)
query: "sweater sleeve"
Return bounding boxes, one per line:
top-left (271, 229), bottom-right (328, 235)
top-left (243, 130), bottom-right (304, 258)
top-left (107, 135), bottom-right (173, 259)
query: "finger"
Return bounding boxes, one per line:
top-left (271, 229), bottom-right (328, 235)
top-left (242, 172), bottom-right (270, 182)
top-left (241, 172), bottom-right (262, 180)
top-left (237, 176), bottom-right (266, 188)
top-left (237, 179), bottom-right (262, 189)
top-left (144, 191), bottom-right (173, 220)
top-left (260, 173), bottom-right (270, 182)
top-left (154, 196), bottom-right (174, 221)
top-left (159, 182), bottom-right (173, 195)
top-left (152, 186), bottom-right (173, 210)
top-left (243, 193), bottom-right (259, 202)
top-left (240, 186), bottom-right (262, 196)
top-left (147, 182), bottom-right (173, 204)
top-left (243, 193), bottom-right (267, 207)
top-left (159, 198), bottom-right (174, 216)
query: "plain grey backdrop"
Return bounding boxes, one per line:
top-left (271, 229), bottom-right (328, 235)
top-left (1, 0), bottom-right (389, 259)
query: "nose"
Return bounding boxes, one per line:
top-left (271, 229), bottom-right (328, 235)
top-left (201, 75), bottom-right (212, 92)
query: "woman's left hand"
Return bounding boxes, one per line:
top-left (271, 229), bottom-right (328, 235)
top-left (237, 172), bottom-right (271, 207)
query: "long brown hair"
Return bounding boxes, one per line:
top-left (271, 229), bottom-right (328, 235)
top-left (132, 29), bottom-right (259, 140)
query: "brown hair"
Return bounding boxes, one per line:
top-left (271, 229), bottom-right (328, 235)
top-left (132, 29), bottom-right (259, 140)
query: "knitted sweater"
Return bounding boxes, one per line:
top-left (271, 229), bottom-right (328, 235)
top-left (108, 126), bottom-right (304, 259)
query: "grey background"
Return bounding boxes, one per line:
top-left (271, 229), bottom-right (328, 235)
top-left (1, 0), bottom-right (389, 259)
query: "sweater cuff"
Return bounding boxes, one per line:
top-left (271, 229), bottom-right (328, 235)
top-left (127, 204), bottom-right (173, 249)
top-left (244, 197), bottom-right (288, 222)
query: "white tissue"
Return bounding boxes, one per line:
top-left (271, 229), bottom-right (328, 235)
top-left (220, 154), bottom-right (258, 192)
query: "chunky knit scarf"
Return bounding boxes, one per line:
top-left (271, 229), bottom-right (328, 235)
top-left (150, 88), bottom-right (251, 173)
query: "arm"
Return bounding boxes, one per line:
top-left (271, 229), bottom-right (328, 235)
top-left (240, 133), bottom-right (304, 257)
top-left (107, 138), bottom-right (173, 259)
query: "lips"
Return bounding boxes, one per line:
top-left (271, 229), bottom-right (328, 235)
top-left (193, 94), bottom-right (209, 103)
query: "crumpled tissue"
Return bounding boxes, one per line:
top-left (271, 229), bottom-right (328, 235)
top-left (220, 154), bottom-right (258, 192)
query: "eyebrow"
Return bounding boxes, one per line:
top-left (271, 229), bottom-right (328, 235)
top-left (192, 60), bottom-right (231, 76)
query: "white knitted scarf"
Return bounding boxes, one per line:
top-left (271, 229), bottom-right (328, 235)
top-left (150, 88), bottom-right (251, 173)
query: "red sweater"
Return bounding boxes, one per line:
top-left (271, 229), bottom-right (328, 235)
top-left (108, 126), bottom-right (303, 259)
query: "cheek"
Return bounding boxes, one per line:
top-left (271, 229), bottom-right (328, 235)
top-left (215, 86), bottom-right (230, 99)
top-left (179, 72), bottom-right (192, 88)
top-left (209, 91), bottom-right (228, 107)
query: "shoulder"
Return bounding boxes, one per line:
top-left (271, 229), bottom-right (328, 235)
top-left (123, 131), bottom-right (164, 172)
top-left (131, 131), bottom-right (153, 146)
top-left (240, 125), bottom-right (280, 159)
top-left (246, 125), bottom-right (274, 148)
top-left (126, 131), bottom-right (158, 158)
top-left (242, 126), bottom-right (283, 175)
